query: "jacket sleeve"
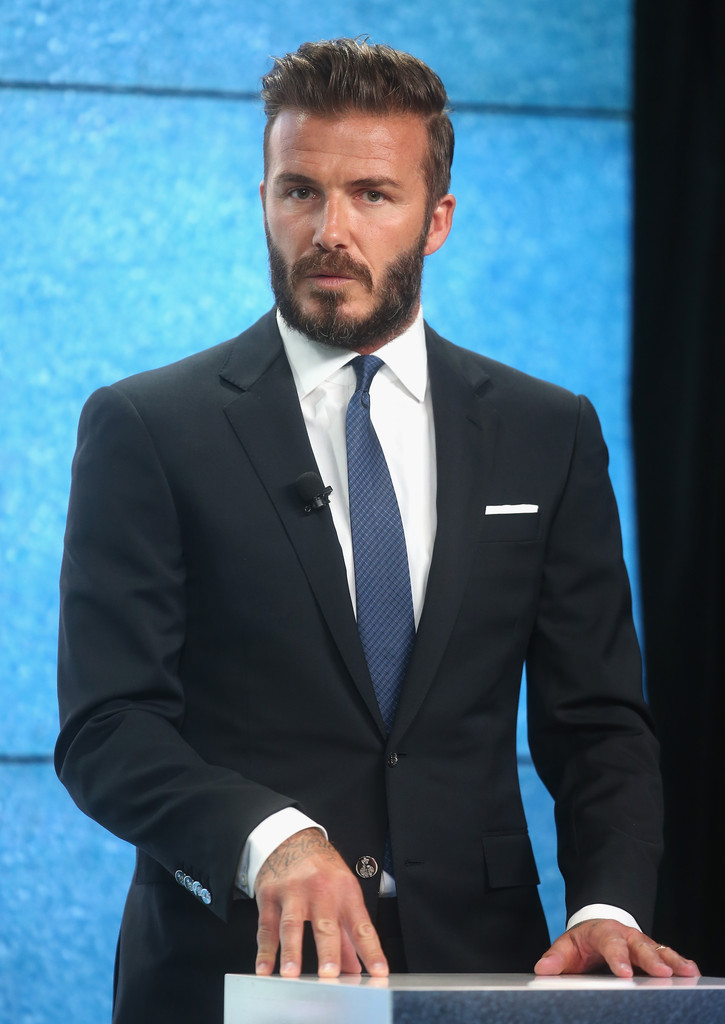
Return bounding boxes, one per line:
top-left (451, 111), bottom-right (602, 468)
top-left (525, 395), bottom-right (664, 931)
top-left (55, 385), bottom-right (297, 922)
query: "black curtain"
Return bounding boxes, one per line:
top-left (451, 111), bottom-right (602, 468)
top-left (632, 0), bottom-right (725, 976)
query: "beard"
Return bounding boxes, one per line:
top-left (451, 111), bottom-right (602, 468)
top-left (265, 226), bottom-right (428, 351)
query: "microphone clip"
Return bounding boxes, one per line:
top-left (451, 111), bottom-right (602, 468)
top-left (302, 485), bottom-right (333, 514)
top-left (295, 472), bottom-right (333, 514)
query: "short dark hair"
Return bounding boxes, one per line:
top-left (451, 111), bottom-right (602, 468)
top-left (261, 38), bottom-right (454, 205)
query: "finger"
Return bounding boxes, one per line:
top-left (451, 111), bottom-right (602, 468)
top-left (255, 899), bottom-right (281, 976)
top-left (310, 909), bottom-right (343, 978)
top-left (660, 947), bottom-right (700, 978)
top-left (596, 932), bottom-right (636, 977)
top-left (343, 907), bottom-right (388, 977)
top-left (628, 939), bottom-right (675, 978)
top-left (534, 947), bottom-right (568, 975)
top-left (534, 931), bottom-right (597, 976)
top-left (633, 942), bottom-right (700, 979)
top-left (277, 899), bottom-right (307, 977)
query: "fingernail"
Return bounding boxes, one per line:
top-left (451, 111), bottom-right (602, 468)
top-left (320, 962), bottom-right (337, 974)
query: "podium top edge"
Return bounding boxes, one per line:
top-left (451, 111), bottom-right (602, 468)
top-left (225, 972), bottom-right (725, 991)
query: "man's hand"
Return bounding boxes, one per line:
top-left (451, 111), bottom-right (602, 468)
top-left (254, 828), bottom-right (389, 979)
top-left (534, 919), bottom-right (700, 978)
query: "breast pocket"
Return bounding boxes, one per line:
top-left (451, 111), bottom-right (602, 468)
top-left (479, 511), bottom-right (540, 543)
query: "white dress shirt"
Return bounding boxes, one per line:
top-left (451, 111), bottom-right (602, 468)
top-left (236, 307), bottom-right (434, 898)
top-left (234, 308), bottom-right (639, 935)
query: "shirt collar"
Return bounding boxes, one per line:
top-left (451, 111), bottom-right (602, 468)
top-left (277, 306), bottom-right (428, 402)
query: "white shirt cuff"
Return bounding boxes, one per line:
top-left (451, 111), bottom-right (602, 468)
top-left (567, 903), bottom-right (641, 932)
top-left (235, 808), bottom-right (327, 898)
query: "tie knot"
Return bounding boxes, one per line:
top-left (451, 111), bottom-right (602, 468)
top-left (351, 354), bottom-right (384, 395)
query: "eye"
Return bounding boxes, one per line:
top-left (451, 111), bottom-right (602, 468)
top-left (289, 187), bottom-right (315, 200)
top-left (362, 190), bottom-right (384, 203)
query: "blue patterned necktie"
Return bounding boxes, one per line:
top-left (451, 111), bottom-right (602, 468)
top-left (346, 355), bottom-right (415, 733)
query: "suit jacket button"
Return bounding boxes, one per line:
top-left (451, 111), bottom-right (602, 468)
top-left (184, 875), bottom-right (195, 891)
top-left (199, 888), bottom-right (212, 905)
top-left (355, 856), bottom-right (378, 879)
top-left (387, 752), bottom-right (399, 766)
top-left (174, 870), bottom-right (185, 886)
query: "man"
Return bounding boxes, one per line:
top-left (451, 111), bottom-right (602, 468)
top-left (56, 38), bottom-right (698, 1024)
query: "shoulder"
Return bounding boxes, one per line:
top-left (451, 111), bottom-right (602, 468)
top-left (112, 309), bottom-right (279, 403)
top-left (79, 310), bottom-right (281, 425)
top-left (424, 321), bottom-right (585, 423)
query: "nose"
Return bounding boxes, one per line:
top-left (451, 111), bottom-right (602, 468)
top-left (312, 194), bottom-right (350, 250)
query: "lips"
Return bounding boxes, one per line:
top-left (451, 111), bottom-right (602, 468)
top-left (309, 272), bottom-right (356, 285)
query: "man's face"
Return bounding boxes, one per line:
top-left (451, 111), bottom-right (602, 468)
top-left (261, 110), bottom-right (454, 352)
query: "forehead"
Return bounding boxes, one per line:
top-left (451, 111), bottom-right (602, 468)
top-left (265, 109), bottom-right (429, 181)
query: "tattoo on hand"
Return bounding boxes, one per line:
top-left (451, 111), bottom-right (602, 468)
top-left (257, 830), bottom-right (337, 883)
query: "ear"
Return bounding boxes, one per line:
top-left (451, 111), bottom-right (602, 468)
top-left (259, 180), bottom-right (266, 208)
top-left (423, 194), bottom-right (456, 256)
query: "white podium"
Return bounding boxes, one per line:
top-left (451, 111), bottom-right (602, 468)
top-left (225, 973), bottom-right (725, 1023)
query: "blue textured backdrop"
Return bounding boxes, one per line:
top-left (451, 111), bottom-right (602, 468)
top-left (0, 3), bottom-right (632, 1020)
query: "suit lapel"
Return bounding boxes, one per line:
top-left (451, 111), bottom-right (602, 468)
top-left (391, 326), bottom-right (498, 743)
top-left (220, 313), bottom-right (386, 735)
top-left (218, 314), bottom-right (499, 742)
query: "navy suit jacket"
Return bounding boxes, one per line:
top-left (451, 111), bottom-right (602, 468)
top-left (56, 310), bottom-right (663, 1023)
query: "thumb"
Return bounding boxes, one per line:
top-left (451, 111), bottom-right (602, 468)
top-left (534, 948), bottom-right (567, 976)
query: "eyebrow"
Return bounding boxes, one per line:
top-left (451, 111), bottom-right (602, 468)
top-left (272, 172), bottom-right (404, 192)
top-left (272, 173), bottom-right (318, 187)
top-left (349, 177), bottom-right (404, 192)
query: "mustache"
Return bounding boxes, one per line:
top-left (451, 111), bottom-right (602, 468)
top-left (290, 251), bottom-right (373, 291)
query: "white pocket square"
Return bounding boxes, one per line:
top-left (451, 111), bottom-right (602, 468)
top-left (485, 504), bottom-right (539, 515)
